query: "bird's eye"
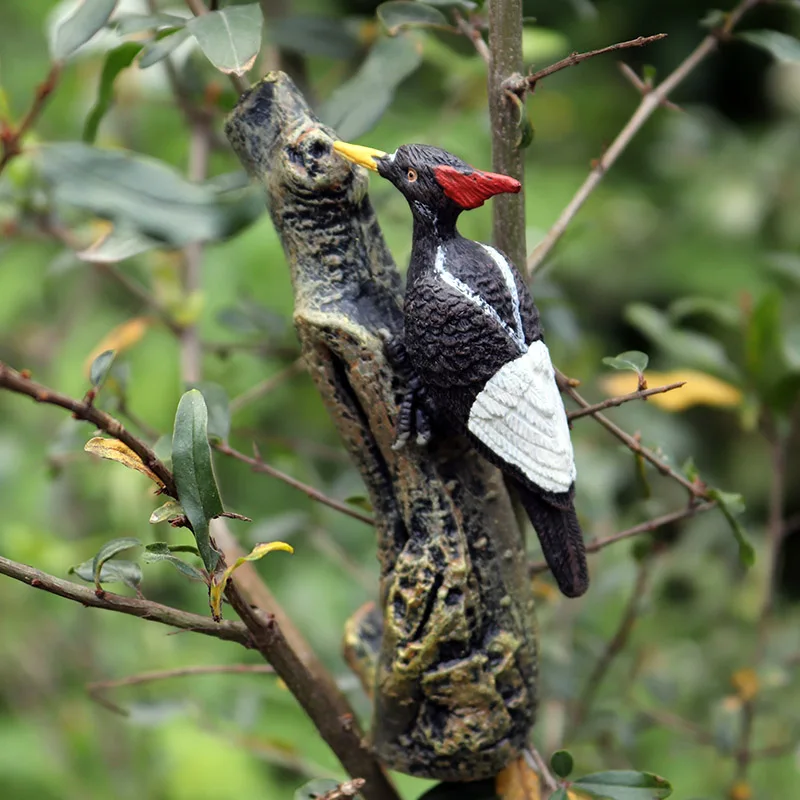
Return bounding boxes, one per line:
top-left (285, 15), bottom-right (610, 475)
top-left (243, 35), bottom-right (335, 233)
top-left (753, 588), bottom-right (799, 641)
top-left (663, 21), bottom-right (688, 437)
top-left (407, 168), bottom-right (418, 183)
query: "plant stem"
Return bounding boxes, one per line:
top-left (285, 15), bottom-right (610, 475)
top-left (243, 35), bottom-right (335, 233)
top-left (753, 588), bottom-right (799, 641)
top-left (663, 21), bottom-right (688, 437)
top-left (567, 381), bottom-right (685, 420)
top-left (487, 0), bottom-right (525, 271)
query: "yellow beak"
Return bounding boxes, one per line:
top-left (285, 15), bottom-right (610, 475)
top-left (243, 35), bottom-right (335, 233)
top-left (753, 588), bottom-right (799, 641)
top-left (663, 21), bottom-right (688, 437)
top-left (332, 141), bottom-right (387, 172)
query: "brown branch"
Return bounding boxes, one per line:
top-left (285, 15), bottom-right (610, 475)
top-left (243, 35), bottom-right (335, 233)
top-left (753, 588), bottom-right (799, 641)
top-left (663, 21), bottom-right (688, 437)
top-left (527, 0), bottom-right (762, 276)
top-left (508, 34), bottom-right (667, 93)
top-left (215, 441), bottom-right (374, 526)
top-left (87, 663), bottom-right (274, 715)
top-left (559, 371), bottom-right (709, 498)
top-left (0, 555), bottom-right (251, 645)
top-left (617, 62), bottom-right (682, 112)
top-left (567, 381), bottom-right (686, 421)
top-left (570, 558), bottom-right (652, 731)
top-left (0, 64), bottom-right (60, 175)
top-left (453, 11), bottom-right (490, 65)
top-left (529, 502), bottom-right (715, 576)
top-left (0, 361), bottom-right (177, 497)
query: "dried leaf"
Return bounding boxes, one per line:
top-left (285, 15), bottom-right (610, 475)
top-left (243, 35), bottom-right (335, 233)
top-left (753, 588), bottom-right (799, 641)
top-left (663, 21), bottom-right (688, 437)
top-left (84, 436), bottom-right (165, 488)
top-left (84, 317), bottom-right (151, 376)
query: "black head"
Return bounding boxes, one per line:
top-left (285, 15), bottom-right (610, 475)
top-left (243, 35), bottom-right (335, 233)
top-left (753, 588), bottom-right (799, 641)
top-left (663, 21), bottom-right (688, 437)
top-left (333, 141), bottom-right (520, 216)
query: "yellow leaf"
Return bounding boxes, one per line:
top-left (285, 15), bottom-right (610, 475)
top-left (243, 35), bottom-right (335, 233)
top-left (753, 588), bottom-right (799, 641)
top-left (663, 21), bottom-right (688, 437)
top-left (600, 369), bottom-right (742, 412)
top-left (209, 541), bottom-right (293, 620)
top-left (84, 437), bottom-right (165, 488)
top-left (496, 756), bottom-right (542, 800)
top-left (729, 780), bottom-right (752, 800)
top-left (84, 316), bottom-right (151, 375)
top-left (731, 667), bottom-right (759, 701)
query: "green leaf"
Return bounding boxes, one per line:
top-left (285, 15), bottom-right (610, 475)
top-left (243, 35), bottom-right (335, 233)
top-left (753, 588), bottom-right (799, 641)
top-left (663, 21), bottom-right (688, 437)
top-left (739, 30), bottom-right (800, 63)
top-left (265, 16), bottom-right (361, 60)
top-left (51, 0), bottom-right (118, 62)
top-left (83, 42), bottom-right (143, 143)
top-left (319, 34), bottom-right (423, 141)
top-left (420, 0), bottom-right (477, 9)
top-left (91, 537), bottom-right (141, 591)
top-left (345, 495), bottom-right (374, 513)
top-left (89, 349), bottom-right (115, 388)
top-left (699, 9), bottom-right (727, 29)
top-left (143, 543), bottom-right (207, 582)
top-left (172, 390), bottom-right (224, 572)
top-left (188, 382), bottom-right (230, 443)
top-left (550, 749), bottom-right (574, 779)
top-left (114, 12), bottom-right (187, 36)
top-left (76, 225), bottom-right (161, 263)
top-left (38, 143), bottom-right (261, 247)
top-left (377, 2), bottom-right (448, 35)
top-left (550, 790), bottom-right (568, 800)
top-left (602, 350), bottom-right (649, 375)
top-left (506, 92), bottom-right (533, 149)
top-left (707, 488), bottom-right (756, 567)
top-left (138, 28), bottom-right (191, 70)
top-left (574, 770), bottom-right (672, 800)
top-left (186, 3), bottom-right (263, 76)
top-left (668, 296), bottom-right (739, 328)
top-left (149, 499), bottom-right (185, 524)
top-left (70, 557), bottom-right (142, 592)
top-left (625, 303), bottom-right (739, 382)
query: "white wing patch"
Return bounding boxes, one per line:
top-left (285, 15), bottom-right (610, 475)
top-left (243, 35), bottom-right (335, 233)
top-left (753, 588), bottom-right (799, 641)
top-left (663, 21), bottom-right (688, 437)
top-left (467, 341), bottom-right (576, 493)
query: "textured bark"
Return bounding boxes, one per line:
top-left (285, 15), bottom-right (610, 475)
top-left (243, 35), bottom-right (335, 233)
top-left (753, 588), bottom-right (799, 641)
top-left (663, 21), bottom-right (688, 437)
top-left (225, 73), bottom-right (537, 782)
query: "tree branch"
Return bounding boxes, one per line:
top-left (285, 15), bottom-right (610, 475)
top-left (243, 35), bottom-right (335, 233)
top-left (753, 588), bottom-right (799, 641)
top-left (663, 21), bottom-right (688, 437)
top-left (527, 0), bottom-right (763, 276)
top-left (0, 555), bottom-right (252, 646)
top-left (567, 381), bottom-right (685, 421)
top-left (214, 441), bottom-right (374, 526)
top-left (529, 502), bottom-right (716, 576)
top-left (0, 361), bottom-right (177, 497)
top-left (506, 34), bottom-right (667, 94)
top-left (0, 64), bottom-right (60, 174)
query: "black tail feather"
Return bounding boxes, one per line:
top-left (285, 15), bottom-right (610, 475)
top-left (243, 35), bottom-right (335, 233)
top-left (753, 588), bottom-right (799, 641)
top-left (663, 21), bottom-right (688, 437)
top-left (514, 480), bottom-right (589, 598)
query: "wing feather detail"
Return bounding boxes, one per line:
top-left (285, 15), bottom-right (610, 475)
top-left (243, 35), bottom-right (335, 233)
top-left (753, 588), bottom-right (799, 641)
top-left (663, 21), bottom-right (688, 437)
top-left (467, 341), bottom-right (576, 493)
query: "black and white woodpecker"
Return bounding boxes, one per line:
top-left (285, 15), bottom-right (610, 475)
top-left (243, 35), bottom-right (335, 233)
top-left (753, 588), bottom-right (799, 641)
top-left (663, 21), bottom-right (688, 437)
top-left (333, 141), bottom-right (588, 598)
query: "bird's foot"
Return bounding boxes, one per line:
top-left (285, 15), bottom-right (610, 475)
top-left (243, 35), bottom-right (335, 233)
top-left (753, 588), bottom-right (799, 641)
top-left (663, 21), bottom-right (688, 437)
top-left (378, 329), bottom-right (435, 449)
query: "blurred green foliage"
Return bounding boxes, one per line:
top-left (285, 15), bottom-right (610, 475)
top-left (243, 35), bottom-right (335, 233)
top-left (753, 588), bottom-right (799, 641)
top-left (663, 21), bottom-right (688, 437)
top-left (1, 1), bottom-right (800, 799)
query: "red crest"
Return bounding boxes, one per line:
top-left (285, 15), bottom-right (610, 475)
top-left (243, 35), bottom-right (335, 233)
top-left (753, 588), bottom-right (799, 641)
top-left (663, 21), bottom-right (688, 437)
top-left (433, 165), bottom-right (521, 209)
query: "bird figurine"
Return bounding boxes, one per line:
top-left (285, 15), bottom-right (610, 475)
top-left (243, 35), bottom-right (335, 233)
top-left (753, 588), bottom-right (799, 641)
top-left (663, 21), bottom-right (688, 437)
top-left (332, 140), bottom-right (588, 598)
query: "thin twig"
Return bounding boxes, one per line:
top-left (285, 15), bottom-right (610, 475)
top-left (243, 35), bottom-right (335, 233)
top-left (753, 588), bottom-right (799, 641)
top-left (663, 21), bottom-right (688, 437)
top-left (0, 64), bottom-right (60, 174)
top-left (527, 0), bottom-right (762, 276)
top-left (509, 34), bottom-right (667, 93)
top-left (87, 663), bottom-right (274, 715)
top-left (523, 746), bottom-right (559, 793)
top-left (0, 555), bottom-right (252, 645)
top-left (618, 62), bottom-right (682, 112)
top-left (453, 11), bottom-right (490, 64)
top-left (558, 371), bottom-right (708, 498)
top-left (230, 358), bottom-right (305, 414)
top-left (567, 381), bottom-right (685, 421)
top-left (214, 441), bottom-right (374, 526)
top-left (0, 362), bottom-right (176, 497)
top-left (570, 559), bottom-right (652, 731)
top-left (528, 502), bottom-right (716, 576)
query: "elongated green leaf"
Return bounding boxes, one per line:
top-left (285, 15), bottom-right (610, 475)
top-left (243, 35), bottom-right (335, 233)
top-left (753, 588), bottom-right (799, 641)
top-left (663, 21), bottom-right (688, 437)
top-left (172, 390), bottom-right (223, 571)
top-left (319, 34), bottom-right (423, 140)
top-left (420, 0), bottom-right (477, 9)
top-left (265, 16), bottom-right (361, 59)
top-left (602, 350), bottom-right (649, 375)
top-left (83, 42), bottom-right (143, 143)
top-left (92, 536), bottom-right (141, 590)
top-left (187, 4), bottom-right (262, 75)
top-left (51, 0), bottom-right (118, 62)
top-left (668, 296), bottom-right (739, 328)
top-left (149, 499), bottom-right (185, 524)
top-left (188, 382), bottom-right (230, 443)
top-left (377, 2), bottom-right (448, 35)
top-left (38, 143), bottom-right (260, 247)
top-left (77, 225), bottom-right (161, 263)
top-left (70, 558), bottom-right (142, 591)
top-left (739, 30), bottom-right (800, 63)
top-left (708, 488), bottom-right (755, 567)
top-left (89, 349), bottom-right (115, 388)
top-left (143, 543), bottom-right (207, 582)
top-left (574, 770), bottom-right (672, 800)
top-left (114, 12), bottom-right (187, 36)
top-left (139, 27), bottom-right (190, 70)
